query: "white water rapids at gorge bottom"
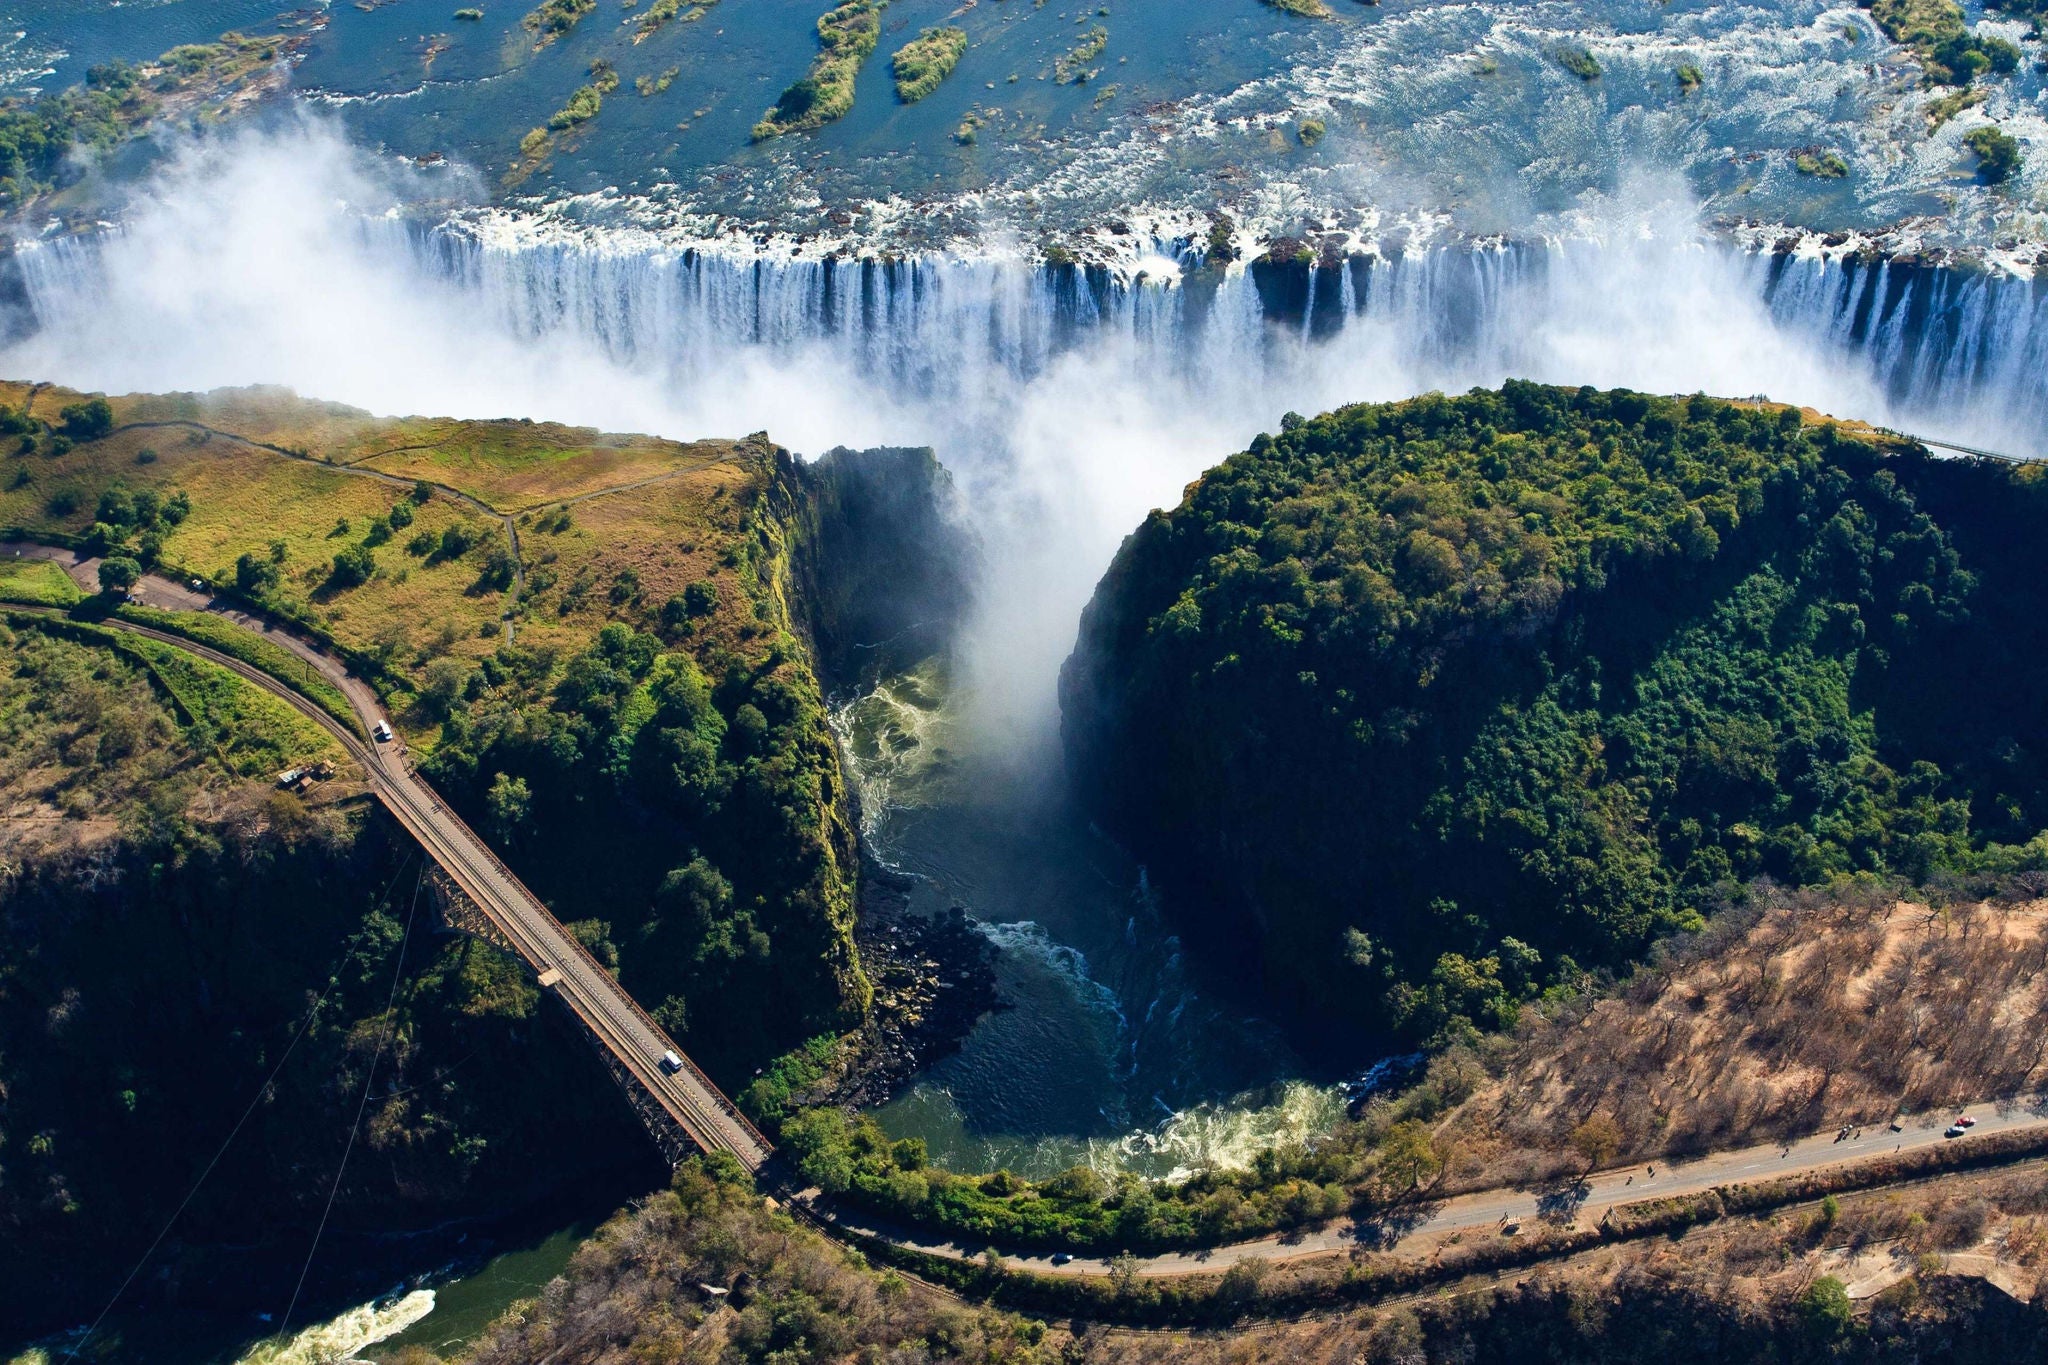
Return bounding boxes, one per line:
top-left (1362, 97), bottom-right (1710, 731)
top-left (10, 116), bottom-right (2048, 1362)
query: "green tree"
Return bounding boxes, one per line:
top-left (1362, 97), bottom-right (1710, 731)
top-left (486, 771), bottom-right (532, 841)
top-left (329, 544), bottom-right (375, 589)
top-left (1797, 1274), bottom-right (1855, 1339)
top-left (422, 658), bottom-right (474, 720)
top-left (1569, 1113), bottom-right (1623, 1173)
top-left (96, 556), bottom-right (139, 595)
top-left (235, 551), bottom-right (279, 595)
top-left (1377, 1119), bottom-right (1445, 1194)
top-left (58, 397), bottom-right (112, 439)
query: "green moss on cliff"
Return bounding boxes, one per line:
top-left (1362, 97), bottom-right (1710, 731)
top-left (1062, 384), bottom-right (2048, 1050)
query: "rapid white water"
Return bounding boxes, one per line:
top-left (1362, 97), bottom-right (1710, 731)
top-left (229, 1290), bottom-right (434, 1365)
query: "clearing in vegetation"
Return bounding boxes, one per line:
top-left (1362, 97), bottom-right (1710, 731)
top-left (0, 557), bottom-right (82, 606)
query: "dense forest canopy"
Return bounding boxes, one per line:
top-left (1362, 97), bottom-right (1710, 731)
top-left (1061, 383), bottom-right (2048, 1051)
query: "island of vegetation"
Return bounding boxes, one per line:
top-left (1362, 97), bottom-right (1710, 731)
top-left (521, 0), bottom-right (596, 47)
top-left (1061, 383), bottom-right (2048, 1057)
top-left (892, 26), bottom-right (968, 103)
top-left (753, 0), bottom-right (888, 140)
top-left (0, 381), bottom-right (965, 1339)
top-left (1965, 123), bottom-right (2022, 182)
top-left (1554, 44), bottom-right (1601, 80)
top-left (0, 31), bottom-right (298, 216)
top-left (634, 0), bottom-right (711, 40)
top-left (1262, 0), bottom-right (1333, 18)
top-left (1794, 148), bottom-right (1850, 177)
top-left (1871, 0), bottom-right (2020, 83)
top-left (1054, 25), bottom-right (1110, 84)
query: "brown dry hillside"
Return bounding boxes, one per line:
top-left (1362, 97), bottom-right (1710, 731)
top-left (1442, 890), bottom-right (2048, 1180)
top-left (0, 381), bottom-right (773, 697)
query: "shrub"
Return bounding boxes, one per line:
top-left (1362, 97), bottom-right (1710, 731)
top-left (95, 487), bottom-right (136, 527)
top-left (1555, 45), bottom-right (1601, 80)
top-left (1676, 62), bottom-right (1703, 92)
top-left (1298, 117), bottom-right (1326, 147)
top-left (235, 552), bottom-right (279, 595)
top-left (58, 397), bottom-right (113, 440)
top-left (1796, 1275), bottom-right (1854, 1339)
top-left (1964, 125), bottom-right (2021, 184)
top-left (329, 544), bottom-right (375, 589)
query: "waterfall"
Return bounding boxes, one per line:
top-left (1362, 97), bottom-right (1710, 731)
top-left (8, 202), bottom-right (2046, 751)
top-left (11, 215), bottom-right (2047, 454)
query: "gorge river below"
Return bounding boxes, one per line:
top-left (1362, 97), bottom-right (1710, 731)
top-left (341, 675), bottom-right (1350, 1363)
top-left (834, 670), bottom-right (1348, 1183)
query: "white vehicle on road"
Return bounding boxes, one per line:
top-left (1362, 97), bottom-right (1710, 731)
top-left (372, 720), bottom-right (394, 742)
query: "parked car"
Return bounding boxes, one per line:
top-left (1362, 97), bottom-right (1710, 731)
top-left (1049, 1252), bottom-right (1074, 1266)
top-left (372, 720), bottom-right (393, 742)
top-left (1945, 1125), bottom-right (1967, 1139)
top-left (659, 1050), bottom-right (684, 1075)
top-left (1957, 1115), bottom-right (1977, 1128)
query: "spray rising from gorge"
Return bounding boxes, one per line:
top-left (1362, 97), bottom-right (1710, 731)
top-left (8, 117), bottom-right (2047, 1181)
top-left (7, 124), bottom-right (2043, 759)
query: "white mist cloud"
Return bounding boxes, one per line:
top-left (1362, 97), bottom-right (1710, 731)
top-left (3, 118), bottom-right (2021, 770)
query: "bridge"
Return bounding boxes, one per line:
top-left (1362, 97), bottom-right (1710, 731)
top-left (9, 547), bottom-right (773, 1172)
top-left (1884, 430), bottom-right (2044, 465)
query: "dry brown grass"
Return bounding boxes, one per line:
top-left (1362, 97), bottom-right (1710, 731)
top-left (1453, 897), bottom-right (2048, 1167)
top-left (0, 380), bottom-right (768, 692)
top-left (355, 421), bottom-right (733, 511)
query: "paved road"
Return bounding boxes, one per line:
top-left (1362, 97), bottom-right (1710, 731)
top-left (7, 544), bottom-right (771, 1171)
top-left (822, 1099), bottom-right (2048, 1279)
top-left (17, 542), bottom-right (2048, 1282)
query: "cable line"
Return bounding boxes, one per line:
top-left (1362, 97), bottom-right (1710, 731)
top-left (60, 850), bottom-right (420, 1363)
top-left (277, 862), bottom-right (427, 1340)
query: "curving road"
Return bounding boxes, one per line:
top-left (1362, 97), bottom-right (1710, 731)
top-left (8, 544), bottom-right (771, 1170)
top-left (14, 542), bottom-right (2048, 1291)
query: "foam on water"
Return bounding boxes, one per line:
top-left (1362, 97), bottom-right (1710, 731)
top-left (230, 1291), bottom-right (435, 1365)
